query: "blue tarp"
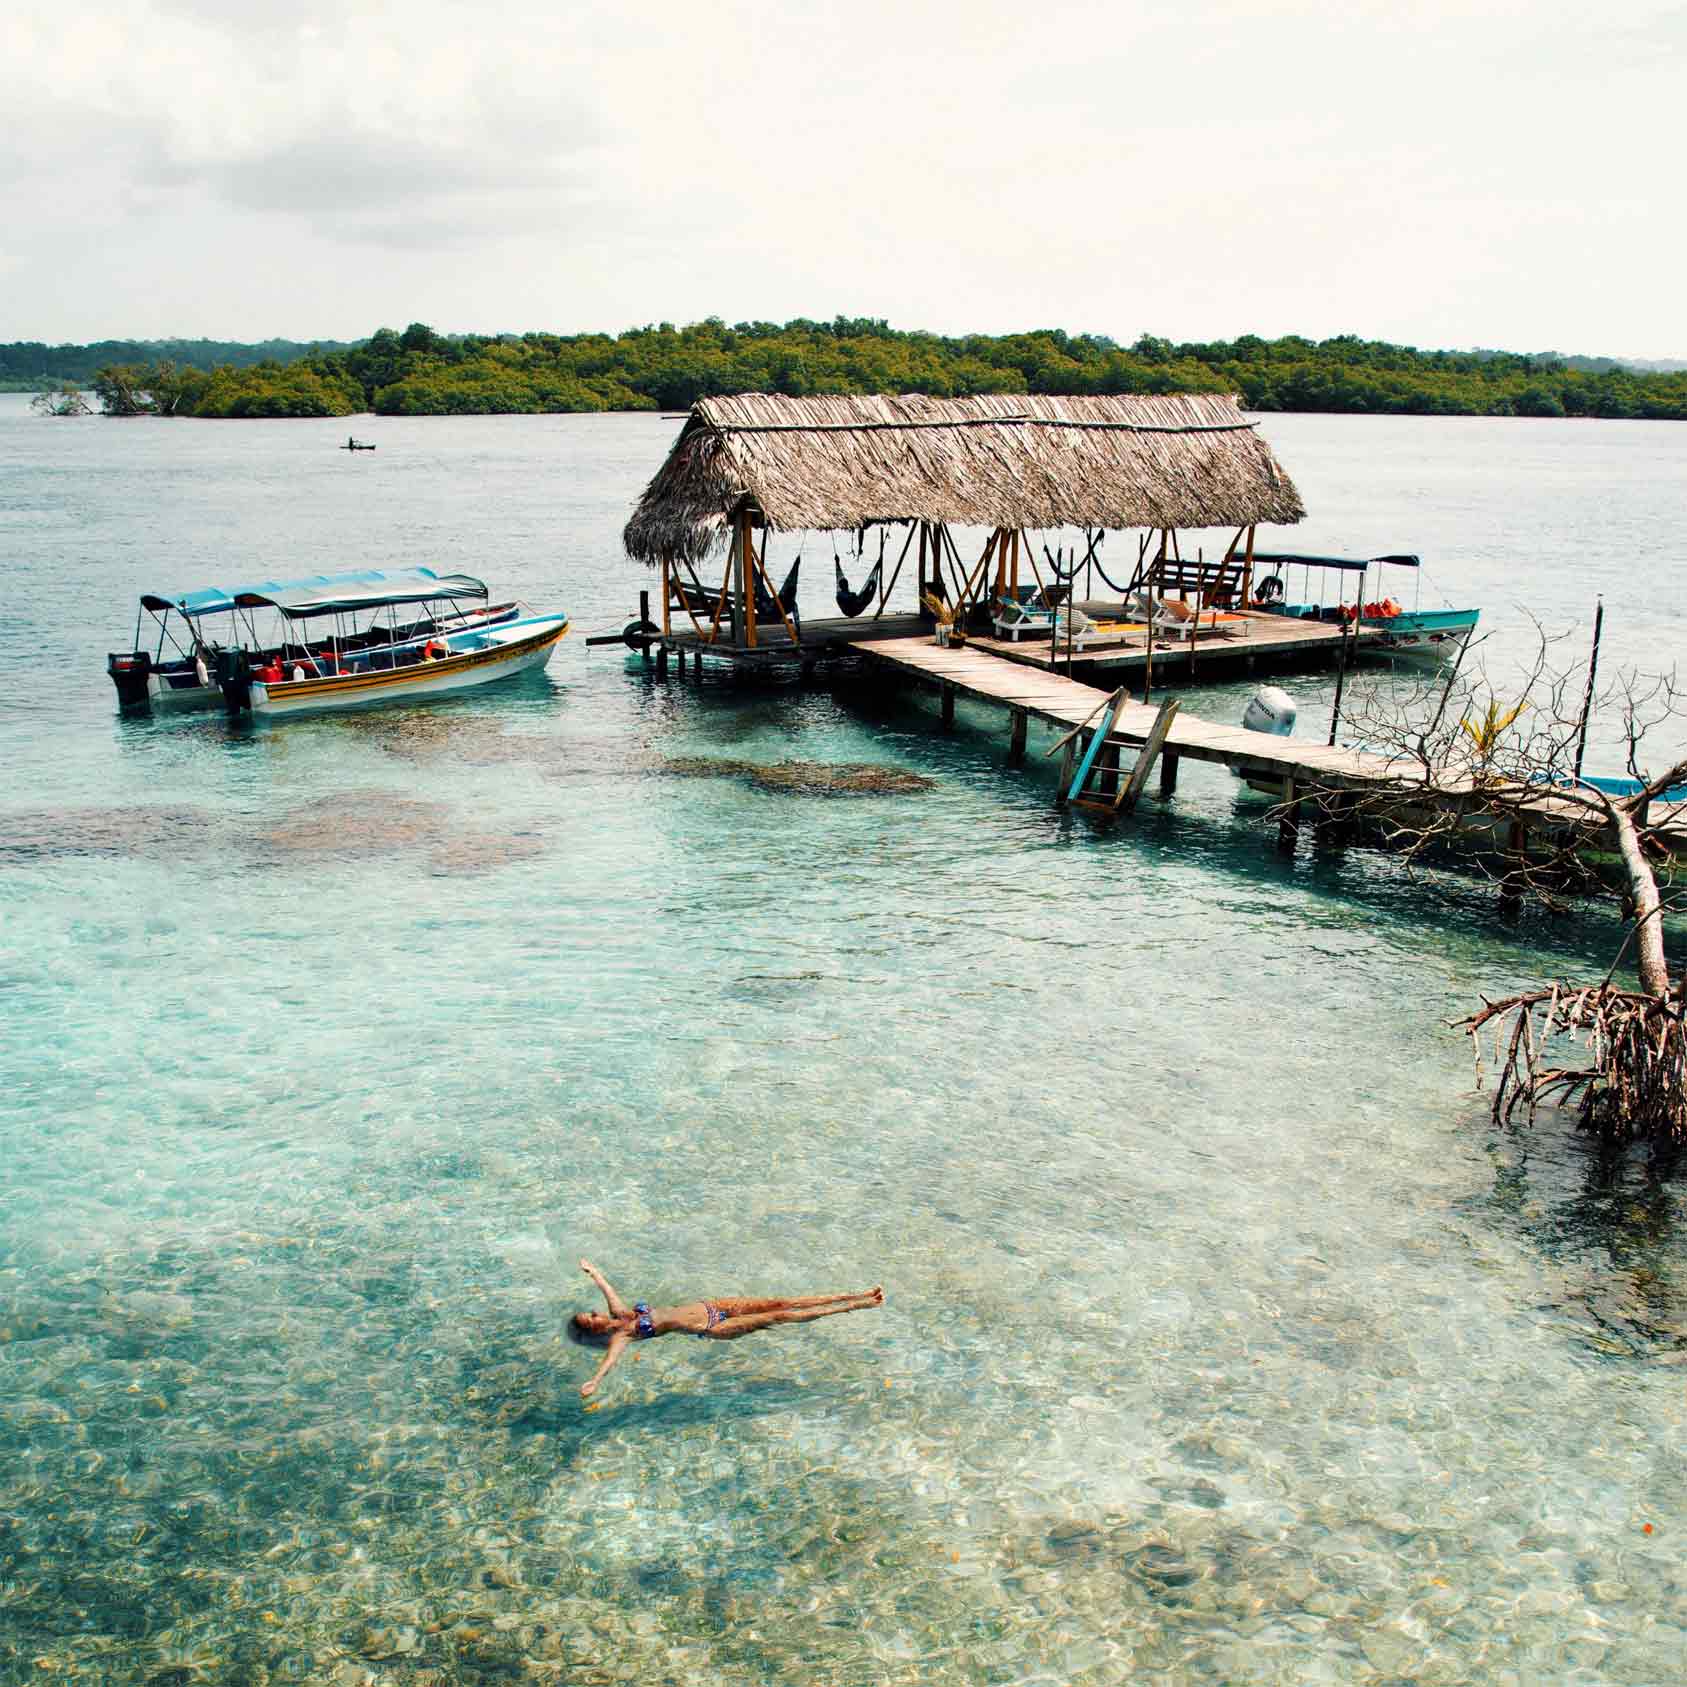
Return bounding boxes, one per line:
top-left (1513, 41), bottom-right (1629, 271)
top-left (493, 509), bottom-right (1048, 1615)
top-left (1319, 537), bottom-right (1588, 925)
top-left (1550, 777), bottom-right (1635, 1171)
top-left (141, 568), bottom-right (489, 619)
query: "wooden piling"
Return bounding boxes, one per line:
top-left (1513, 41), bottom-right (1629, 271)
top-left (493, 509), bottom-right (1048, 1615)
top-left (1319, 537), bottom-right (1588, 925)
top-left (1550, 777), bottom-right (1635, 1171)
top-left (741, 510), bottom-right (758, 649)
top-left (1500, 818), bottom-right (1528, 916)
top-left (656, 644), bottom-right (668, 678)
top-left (1277, 776), bottom-right (1302, 853)
top-left (1314, 787), bottom-right (1355, 845)
top-left (1159, 749), bottom-right (1180, 798)
top-left (941, 682), bottom-right (956, 728)
top-left (1008, 707), bottom-right (1027, 767)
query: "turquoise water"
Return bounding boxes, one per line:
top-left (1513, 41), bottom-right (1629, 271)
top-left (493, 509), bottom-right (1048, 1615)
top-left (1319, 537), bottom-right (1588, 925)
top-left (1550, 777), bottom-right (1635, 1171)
top-left (2, 398), bottom-right (1685, 1685)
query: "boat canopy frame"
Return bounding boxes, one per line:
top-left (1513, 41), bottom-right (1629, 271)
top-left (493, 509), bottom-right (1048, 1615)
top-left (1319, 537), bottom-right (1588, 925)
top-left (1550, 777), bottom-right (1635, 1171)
top-left (129, 569), bottom-right (497, 678)
top-left (1245, 551), bottom-right (1424, 615)
top-left (139, 567), bottom-right (489, 620)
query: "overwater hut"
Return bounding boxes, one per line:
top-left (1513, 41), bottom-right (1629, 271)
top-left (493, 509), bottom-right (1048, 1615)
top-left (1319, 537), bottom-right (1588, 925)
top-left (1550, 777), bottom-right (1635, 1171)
top-left (622, 392), bottom-right (1306, 662)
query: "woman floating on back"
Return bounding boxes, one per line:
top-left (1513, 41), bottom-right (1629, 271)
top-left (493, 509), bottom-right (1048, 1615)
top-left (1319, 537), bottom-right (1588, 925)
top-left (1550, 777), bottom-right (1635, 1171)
top-left (571, 1259), bottom-right (883, 1397)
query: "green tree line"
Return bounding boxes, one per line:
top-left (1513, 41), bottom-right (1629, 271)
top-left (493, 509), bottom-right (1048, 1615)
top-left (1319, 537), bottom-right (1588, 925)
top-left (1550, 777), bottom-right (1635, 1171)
top-left (25, 319), bottom-right (1687, 420)
top-left (0, 336), bottom-right (348, 391)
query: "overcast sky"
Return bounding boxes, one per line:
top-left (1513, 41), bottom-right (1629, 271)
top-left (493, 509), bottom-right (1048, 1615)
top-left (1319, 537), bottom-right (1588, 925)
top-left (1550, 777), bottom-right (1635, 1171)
top-left (3, 0), bottom-right (1682, 355)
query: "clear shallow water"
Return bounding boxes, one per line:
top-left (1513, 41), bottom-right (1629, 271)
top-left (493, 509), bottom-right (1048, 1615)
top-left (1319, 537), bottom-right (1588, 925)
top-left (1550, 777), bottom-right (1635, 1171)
top-left (1, 399), bottom-right (1685, 1685)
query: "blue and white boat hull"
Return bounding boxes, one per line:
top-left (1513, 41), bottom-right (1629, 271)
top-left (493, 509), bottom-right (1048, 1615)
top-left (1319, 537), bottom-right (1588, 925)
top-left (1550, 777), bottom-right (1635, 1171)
top-left (249, 615), bottom-right (568, 718)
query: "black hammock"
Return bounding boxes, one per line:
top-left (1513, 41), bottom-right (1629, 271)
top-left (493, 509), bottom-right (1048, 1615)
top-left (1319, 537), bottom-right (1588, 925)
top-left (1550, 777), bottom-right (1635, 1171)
top-left (834, 539), bottom-right (883, 617)
top-left (754, 556), bottom-right (802, 626)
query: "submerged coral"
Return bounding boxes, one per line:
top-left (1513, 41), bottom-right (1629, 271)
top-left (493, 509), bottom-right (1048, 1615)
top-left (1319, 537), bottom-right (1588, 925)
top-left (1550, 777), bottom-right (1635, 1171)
top-left (659, 756), bottom-right (936, 796)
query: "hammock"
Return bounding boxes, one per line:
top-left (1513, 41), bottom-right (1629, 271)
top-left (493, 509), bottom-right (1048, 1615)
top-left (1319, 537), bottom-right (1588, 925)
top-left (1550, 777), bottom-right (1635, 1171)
top-left (754, 556), bottom-right (802, 625)
top-left (834, 556), bottom-right (883, 617)
top-left (1045, 531), bottom-right (1134, 596)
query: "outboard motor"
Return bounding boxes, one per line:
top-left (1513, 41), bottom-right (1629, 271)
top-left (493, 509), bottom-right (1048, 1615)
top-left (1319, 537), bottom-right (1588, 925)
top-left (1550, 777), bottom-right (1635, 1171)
top-left (107, 650), bottom-right (153, 709)
top-left (215, 645), bottom-right (254, 715)
top-left (1242, 685), bottom-right (1296, 737)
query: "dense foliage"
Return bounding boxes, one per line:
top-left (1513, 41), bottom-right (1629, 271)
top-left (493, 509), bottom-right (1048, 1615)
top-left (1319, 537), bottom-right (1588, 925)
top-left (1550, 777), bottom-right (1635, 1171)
top-left (22, 320), bottom-right (1687, 420)
top-left (0, 337), bottom-right (348, 391)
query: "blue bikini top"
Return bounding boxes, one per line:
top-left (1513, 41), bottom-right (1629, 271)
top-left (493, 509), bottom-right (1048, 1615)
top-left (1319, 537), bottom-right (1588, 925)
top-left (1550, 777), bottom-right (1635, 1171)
top-left (633, 1302), bottom-right (656, 1339)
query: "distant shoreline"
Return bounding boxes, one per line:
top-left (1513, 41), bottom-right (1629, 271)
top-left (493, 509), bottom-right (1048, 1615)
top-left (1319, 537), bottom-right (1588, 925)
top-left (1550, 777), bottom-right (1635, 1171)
top-left (10, 320), bottom-right (1686, 422)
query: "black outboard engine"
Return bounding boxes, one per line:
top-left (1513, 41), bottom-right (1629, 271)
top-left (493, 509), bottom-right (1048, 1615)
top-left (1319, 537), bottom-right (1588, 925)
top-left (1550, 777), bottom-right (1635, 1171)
top-left (107, 650), bottom-right (153, 709)
top-left (215, 645), bottom-right (254, 715)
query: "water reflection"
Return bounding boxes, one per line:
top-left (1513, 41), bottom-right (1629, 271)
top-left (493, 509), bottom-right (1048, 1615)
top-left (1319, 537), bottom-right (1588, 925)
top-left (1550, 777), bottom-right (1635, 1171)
top-left (1480, 1128), bottom-right (1687, 1358)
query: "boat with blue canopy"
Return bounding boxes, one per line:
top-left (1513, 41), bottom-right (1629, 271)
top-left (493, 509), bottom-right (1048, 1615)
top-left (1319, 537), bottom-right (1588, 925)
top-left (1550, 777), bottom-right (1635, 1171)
top-left (108, 567), bottom-right (567, 716)
top-left (1245, 551), bottom-right (1479, 660)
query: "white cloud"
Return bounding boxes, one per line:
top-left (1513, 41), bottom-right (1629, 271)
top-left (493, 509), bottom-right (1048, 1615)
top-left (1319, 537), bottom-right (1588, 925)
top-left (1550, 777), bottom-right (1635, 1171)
top-left (2, 0), bottom-right (1683, 354)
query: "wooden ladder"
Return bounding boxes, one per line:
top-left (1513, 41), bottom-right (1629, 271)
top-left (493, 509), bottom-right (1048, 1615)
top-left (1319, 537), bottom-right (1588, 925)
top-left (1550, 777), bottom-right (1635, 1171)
top-left (1047, 689), bottom-right (1182, 818)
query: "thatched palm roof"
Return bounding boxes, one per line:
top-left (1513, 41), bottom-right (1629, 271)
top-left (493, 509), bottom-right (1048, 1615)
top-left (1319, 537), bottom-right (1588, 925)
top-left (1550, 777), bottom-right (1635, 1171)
top-left (623, 392), bottom-right (1304, 565)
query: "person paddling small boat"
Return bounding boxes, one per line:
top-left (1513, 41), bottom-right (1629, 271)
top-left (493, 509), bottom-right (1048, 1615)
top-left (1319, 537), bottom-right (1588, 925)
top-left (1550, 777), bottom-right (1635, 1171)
top-left (571, 1259), bottom-right (883, 1397)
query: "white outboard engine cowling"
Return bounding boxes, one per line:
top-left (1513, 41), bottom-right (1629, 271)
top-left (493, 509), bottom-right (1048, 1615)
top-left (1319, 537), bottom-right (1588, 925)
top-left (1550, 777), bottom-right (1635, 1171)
top-left (1242, 685), bottom-right (1296, 737)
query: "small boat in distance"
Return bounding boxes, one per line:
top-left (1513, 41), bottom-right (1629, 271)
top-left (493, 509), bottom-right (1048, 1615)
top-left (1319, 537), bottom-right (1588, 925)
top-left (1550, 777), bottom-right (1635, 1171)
top-left (1247, 551), bottom-right (1479, 661)
top-left (342, 437), bottom-right (376, 450)
top-left (108, 569), bottom-right (567, 718)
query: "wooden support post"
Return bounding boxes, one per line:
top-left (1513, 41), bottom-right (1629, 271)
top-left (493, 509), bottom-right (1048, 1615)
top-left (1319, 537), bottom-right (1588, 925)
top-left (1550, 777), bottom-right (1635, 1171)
top-left (639, 589), bottom-right (652, 664)
top-left (675, 647), bottom-right (685, 677)
top-left (1500, 817), bottom-right (1528, 916)
top-left (659, 561), bottom-right (671, 637)
top-left (1057, 739), bottom-right (1076, 805)
top-left (741, 510), bottom-right (757, 648)
top-left (655, 643), bottom-right (668, 678)
top-left (1008, 707), bottom-right (1027, 768)
top-left (941, 682), bottom-right (955, 728)
top-left (1159, 749), bottom-right (1180, 798)
top-left (729, 526), bottom-right (743, 646)
top-left (1317, 788), bottom-right (1356, 846)
top-left (1327, 569), bottom-right (1360, 746)
top-left (1242, 524), bottom-right (1256, 609)
top-left (1010, 529), bottom-right (1021, 597)
top-left (1277, 776), bottom-right (1302, 854)
top-left (917, 523), bottom-right (929, 616)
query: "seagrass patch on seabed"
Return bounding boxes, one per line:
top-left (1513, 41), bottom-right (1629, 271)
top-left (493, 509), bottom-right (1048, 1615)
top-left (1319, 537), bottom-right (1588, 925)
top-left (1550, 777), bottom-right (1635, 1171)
top-left (657, 756), bottom-right (936, 796)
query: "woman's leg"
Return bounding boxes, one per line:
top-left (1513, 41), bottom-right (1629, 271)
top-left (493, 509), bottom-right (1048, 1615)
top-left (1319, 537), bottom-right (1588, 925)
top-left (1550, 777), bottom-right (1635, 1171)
top-left (705, 1291), bottom-right (882, 1340)
top-left (711, 1290), bottom-right (875, 1318)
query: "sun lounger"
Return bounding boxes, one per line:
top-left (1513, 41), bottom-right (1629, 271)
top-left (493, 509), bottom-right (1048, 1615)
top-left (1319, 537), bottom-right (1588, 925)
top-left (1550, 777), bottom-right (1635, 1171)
top-left (1124, 592), bottom-right (1249, 642)
top-left (992, 599), bottom-right (1056, 640)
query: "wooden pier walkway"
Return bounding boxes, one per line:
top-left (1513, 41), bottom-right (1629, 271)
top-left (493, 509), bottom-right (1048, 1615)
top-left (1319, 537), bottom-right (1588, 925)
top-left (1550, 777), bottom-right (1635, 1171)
top-left (852, 637), bottom-right (1385, 786)
top-left (853, 637), bottom-right (1687, 853)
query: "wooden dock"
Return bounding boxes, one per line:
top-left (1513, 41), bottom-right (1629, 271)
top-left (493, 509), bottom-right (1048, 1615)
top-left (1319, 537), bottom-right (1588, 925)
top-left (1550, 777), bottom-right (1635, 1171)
top-left (851, 637), bottom-right (1380, 784)
top-left (653, 613), bottom-right (925, 669)
top-left (967, 604), bottom-right (1375, 677)
top-left (653, 605), bottom-right (1365, 681)
top-left (852, 637), bottom-right (1687, 855)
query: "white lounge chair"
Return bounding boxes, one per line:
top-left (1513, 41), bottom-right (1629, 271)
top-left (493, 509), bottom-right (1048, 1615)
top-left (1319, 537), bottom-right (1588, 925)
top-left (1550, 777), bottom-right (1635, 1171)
top-left (1051, 606), bottom-right (1101, 649)
top-left (992, 598), bottom-right (1056, 641)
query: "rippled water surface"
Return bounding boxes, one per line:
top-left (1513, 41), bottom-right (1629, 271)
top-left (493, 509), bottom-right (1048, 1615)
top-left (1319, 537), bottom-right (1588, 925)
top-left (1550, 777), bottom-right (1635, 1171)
top-left (2, 400), bottom-right (1685, 1685)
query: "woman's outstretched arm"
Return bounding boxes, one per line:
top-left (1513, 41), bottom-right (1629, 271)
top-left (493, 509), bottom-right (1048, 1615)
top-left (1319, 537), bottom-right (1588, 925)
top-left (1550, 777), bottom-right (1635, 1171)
top-left (581, 1331), bottom-right (629, 1397)
top-left (580, 1258), bottom-right (629, 1316)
